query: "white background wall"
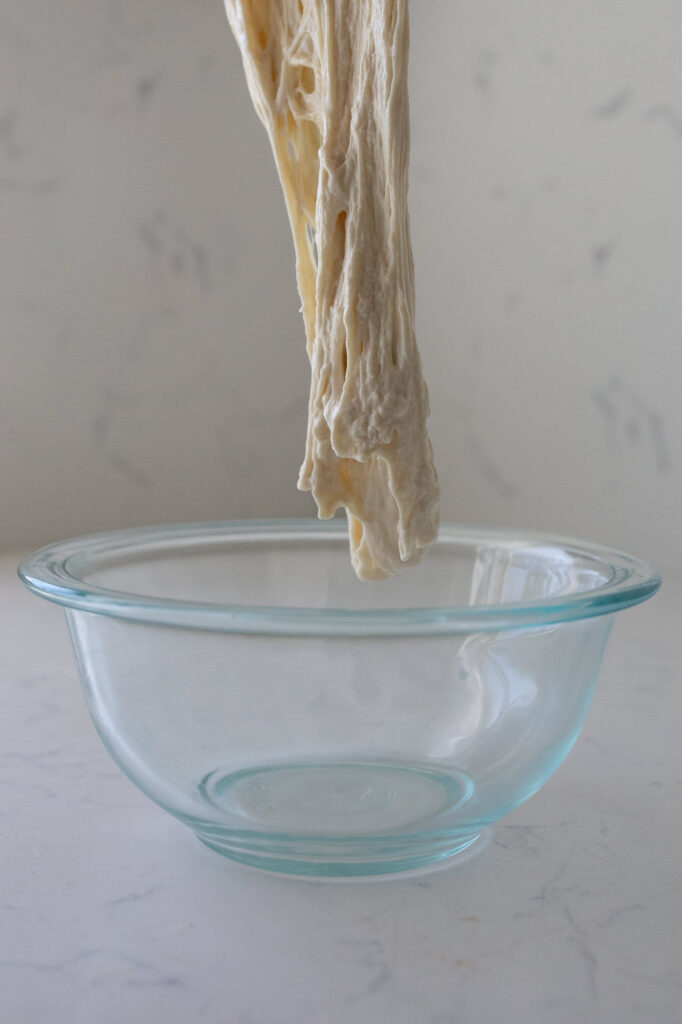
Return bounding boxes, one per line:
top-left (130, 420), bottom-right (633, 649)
top-left (2, 0), bottom-right (680, 568)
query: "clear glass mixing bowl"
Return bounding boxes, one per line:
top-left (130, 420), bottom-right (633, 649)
top-left (18, 520), bottom-right (660, 877)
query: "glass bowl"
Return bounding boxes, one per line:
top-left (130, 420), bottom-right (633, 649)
top-left (18, 520), bottom-right (660, 878)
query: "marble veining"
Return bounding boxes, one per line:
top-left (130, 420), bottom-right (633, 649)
top-left (593, 377), bottom-right (672, 474)
top-left (592, 89), bottom-right (632, 118)
top-left (645, 103), bottom-right (682, 142)
top-left (137, 209), bottom-right (211, 293)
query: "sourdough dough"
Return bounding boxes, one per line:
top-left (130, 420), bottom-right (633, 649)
top-left (224, 0), bottom-right (440, 579)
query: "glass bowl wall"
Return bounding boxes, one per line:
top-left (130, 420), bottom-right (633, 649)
top-left (19, 520), bottom-right (661, 877)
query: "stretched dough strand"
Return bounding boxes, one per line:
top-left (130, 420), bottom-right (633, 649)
top-left (225, 0), bottom-right (440, 579)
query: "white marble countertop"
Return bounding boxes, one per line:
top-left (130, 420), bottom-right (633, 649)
top-left (2, 551), bottom-right (680, 1023)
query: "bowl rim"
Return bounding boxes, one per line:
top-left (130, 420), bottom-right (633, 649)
top-left (17, 519), bottom-right (661, 636)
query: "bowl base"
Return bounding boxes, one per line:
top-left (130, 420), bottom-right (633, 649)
top-left (194, 827), bottom-right (483, 878)
top-left (193, 760), bottom-right (480, 877)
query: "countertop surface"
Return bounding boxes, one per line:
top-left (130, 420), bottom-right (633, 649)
top-left (2, 551), bottom-right (680, 1024)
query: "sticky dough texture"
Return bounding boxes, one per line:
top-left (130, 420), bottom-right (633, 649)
top-left (224, 0), bottom-right (440, 580)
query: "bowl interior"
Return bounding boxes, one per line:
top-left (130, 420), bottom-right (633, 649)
top-left (66, 524), bottom-right (614, 610)
top-left (20, 520), bottom-right (661, 634)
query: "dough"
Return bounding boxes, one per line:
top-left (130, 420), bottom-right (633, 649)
top-left (224, 0), bottom-right (440, 579)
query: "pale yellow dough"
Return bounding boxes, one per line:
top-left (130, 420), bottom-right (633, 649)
top-left (224, 0), bottom-right (440, 579)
